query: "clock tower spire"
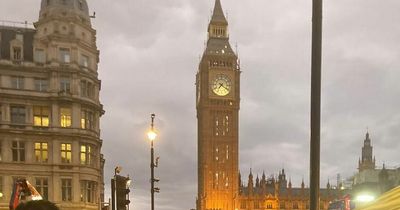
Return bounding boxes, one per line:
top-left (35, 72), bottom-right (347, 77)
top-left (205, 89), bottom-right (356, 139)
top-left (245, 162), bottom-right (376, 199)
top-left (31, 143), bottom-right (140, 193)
top-left (196, 1), bottom-right (240, 210)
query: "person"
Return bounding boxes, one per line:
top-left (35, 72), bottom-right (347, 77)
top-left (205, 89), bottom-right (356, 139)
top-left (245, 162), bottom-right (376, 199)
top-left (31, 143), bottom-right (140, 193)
top-left (15, 200), bottom-right (59, 210)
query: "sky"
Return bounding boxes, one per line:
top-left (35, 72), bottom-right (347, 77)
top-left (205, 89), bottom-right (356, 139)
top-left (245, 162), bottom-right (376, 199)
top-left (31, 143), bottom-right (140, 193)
top-left (1, 0), bottom-right (400, 209)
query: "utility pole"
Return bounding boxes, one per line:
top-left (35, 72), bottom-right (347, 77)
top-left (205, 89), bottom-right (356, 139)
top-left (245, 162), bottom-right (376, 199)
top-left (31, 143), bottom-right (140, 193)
top-left (310, 0), bottom-right (323, 210)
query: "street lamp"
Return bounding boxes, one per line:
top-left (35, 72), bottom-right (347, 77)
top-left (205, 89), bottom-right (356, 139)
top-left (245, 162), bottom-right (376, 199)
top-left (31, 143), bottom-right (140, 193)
top-left (112, 166), bottom-right (122, 210)
top-left (147, 113), bottom-right (160, 210)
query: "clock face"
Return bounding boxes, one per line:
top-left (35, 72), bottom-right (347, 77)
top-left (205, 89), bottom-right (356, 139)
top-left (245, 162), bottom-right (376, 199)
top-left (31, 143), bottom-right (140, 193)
top-left (212, 74), bottom-right (232, 96)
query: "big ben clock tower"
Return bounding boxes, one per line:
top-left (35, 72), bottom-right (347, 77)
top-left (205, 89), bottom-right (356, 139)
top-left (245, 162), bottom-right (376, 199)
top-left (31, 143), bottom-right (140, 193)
top-left (196, 1), bottom-right (240, 209)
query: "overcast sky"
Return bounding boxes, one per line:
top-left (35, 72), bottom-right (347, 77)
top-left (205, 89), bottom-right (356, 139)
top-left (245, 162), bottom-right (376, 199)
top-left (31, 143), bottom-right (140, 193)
top-left (1, 0), bottom-right (400, 209)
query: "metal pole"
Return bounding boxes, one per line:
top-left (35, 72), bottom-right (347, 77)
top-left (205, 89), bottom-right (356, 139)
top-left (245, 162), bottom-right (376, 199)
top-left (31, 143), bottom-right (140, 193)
top-left (310, 0), bottom-right (323, 209)
top-left (150, 114), bottom-right (155, 210)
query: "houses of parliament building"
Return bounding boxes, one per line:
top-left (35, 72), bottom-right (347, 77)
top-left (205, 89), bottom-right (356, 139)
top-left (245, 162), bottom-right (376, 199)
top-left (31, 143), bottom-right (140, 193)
top-left (195, 1), bottom-right (339, 209)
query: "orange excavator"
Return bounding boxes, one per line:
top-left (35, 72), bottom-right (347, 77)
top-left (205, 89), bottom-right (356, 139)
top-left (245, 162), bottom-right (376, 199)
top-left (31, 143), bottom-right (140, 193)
top-left (9, 179), bottom-right (42, 210)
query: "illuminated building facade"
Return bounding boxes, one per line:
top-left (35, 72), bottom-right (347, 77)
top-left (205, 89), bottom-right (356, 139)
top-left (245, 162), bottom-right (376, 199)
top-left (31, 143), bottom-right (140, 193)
top-left (196, 0), bottom-right (240, 209)
top-left (196, 1), bottom-right (338, 209)
top-left (0, 0), bottom-right (105, 209)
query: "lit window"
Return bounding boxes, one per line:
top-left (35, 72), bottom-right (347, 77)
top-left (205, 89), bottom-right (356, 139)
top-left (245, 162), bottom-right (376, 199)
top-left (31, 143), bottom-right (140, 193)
top-left (35, 142), bottom-right (48, 163)
top-left (61, 143), bottom-right (72, 163)
top-left (13, 47), bottom-right (22, 61)
top-left (61, 179), bottom-right (72, 201)
top-left (80, 180), bottom-right (96, 203)
top-left (59, 48), bottom-right (70, 63)
top-left (60, 108), bottom-right (72, 128)
top-left (34, 78), bottom-right (48, 92)
top-left (10, 106), bottom-right (26, 124)
top-left (34, 49), bottom-right (46, 63)
top-left (11, 76), bottom-right (24, 89)
top-left (0, 176), bottom-right (3, 200)
top-left (35, 178), bottom-right (48, 200)
top-left (60, 77), bottom-right (71, 93)
top-left (293, 202), bottom-right (299, 209)
top-left (240, 201), bottom-right (247, 209)
top-left (12, 141), bottom-right (25, 162)
top-left (280, 202), bottom-right (286, 209)
top-left (33, 106), bottom-right (50, 127)
top-left (80, 144), bottom-right (96, 166)
top-left (81, 110), bottom-right (94, 130)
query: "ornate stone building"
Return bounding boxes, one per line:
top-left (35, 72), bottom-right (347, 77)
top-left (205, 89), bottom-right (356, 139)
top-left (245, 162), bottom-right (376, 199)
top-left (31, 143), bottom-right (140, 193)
top-left (0, 0), bottom-right (105, 210)
top-left (353, 132), bottom-right (400, 198)
top-left (196, 1), bottom-right (338, 209)
top-left (196, 0), bottom-right (240, 209)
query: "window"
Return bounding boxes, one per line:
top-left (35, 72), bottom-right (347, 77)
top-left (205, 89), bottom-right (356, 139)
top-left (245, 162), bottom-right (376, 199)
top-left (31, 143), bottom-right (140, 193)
top-left (61, 143), bottom-right (72, 163)
top-left (12, 141), bottom-right (25, 162)
top-left (34, 142), bottom-right (48, 163)
top-left (214, 112), bottom-right (231, 136)
top-left (81, 110), bottom-right (94, 130)
top-left (11, 76), bottom-right (24, 89)
top-left (280, 202), bottom-right (286, 209)
top-left (34, 49), bottom-right (45, 63)
top-left (61, 179), bottom-right (72, 201)
top-left (10, 106), bottom-right (26, 124)
top-left (13, 47), bottom-right (22, 60)
top-left (267, 203), bottom-right (272, 209)
top-left (254, 201), bottom-right (260, 209)
top-left (0, 176), bottom-right (4, 200)
top-left (293, 202), bottom-right (299, 209)
top-left (0, 176), bottom-right (3, 200)
top-left (34, 78), bottom-right (48, 92)
top-left (80, 144), bottom-right (95, 166)
top-left (0, 141), bottom-right (2, 161)
top-left (240, 201), bottom-right (246, 209)
top-left (16, 34), bottom-right (23, 42)
top-left (35, 178), bottom-right (48, 200)
top-left (81, 80), bottom-right (94, 98)
top-left (59, 48), bottom-right (70, 63)
top-left (81, 55), bottom-right (89, 68)
top-left (60, 77), bottom-right (71, 93)
top-left (60, 108), bottom-right (72, 127)
top-left (33, 106), bottom-right (50, 127)
top-left (80, 181), bottom-right (96, 203)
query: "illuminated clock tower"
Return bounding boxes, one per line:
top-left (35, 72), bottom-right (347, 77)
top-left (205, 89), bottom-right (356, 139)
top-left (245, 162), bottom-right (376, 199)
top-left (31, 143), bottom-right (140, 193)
top-left (196, 1), bottom-right (240, 209)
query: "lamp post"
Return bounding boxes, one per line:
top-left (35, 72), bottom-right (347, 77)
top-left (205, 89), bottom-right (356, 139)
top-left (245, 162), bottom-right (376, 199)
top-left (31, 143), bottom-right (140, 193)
top-left (147, 114), bottom-right (159, 210)
top-left (310, 0), bottom-right (323, 209)
top-left (112, 166), bottom-right (122, 210)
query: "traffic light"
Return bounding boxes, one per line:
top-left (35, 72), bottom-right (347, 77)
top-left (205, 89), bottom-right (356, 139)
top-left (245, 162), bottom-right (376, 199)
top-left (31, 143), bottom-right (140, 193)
top-left (116, 175), bottom-right (131, 210)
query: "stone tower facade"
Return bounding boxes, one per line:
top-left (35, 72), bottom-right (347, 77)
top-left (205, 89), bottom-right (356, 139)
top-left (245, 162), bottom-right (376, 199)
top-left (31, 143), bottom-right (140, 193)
top-left (196, 1), bottom-right (241, 209)
top-left (0, 0), bottom-right (105, 209)
top-left (358, 132), bottom-right (376, 172)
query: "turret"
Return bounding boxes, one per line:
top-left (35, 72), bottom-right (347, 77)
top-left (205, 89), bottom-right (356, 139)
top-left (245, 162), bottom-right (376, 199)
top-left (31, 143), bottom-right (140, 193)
top-left (208, 0), bottom-right (228, 39)
top-left (248, 169), bottom-right (254, 195)
top-left (359, 131), bottom-right (376, 172)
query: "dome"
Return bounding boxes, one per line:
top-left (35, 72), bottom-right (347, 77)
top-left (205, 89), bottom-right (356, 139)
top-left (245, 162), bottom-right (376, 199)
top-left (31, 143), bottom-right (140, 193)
top-left (39, 0), bottom-right (90, 21)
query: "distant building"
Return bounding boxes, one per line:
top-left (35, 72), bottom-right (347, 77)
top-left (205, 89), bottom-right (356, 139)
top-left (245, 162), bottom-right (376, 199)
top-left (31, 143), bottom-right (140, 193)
top-left (353, 132), bottom-right (400, 197)
top-left (195, 1), bottom-right (339, 209)
top-left (0, 1), bottom-right (105, 210)
top-left (238, 169), bottom-right (337, 210)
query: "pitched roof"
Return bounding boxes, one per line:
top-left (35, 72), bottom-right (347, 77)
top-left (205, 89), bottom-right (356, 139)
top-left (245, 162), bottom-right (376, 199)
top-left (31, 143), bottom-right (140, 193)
top-left (210, 0), bottom-right (228, 25)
